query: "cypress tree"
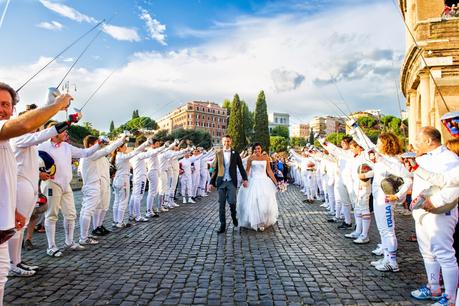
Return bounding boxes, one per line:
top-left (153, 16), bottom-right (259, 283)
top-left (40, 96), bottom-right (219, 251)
top-left (227, 94), bottom-right (246, 152)
top-left (241, 101), bottom-right (254, 143)
top-left (109, 120), bottom-right (115, 133)
top-left (253, 90), bottom-right (270, 152)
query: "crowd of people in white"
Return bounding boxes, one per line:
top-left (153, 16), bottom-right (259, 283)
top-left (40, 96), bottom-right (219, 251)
top-left (0, 82), bottom-right (219, 306)
top-left (1, 79), bottom-right (459, 306)
top-left (288, 116), bottom-right (459, 306)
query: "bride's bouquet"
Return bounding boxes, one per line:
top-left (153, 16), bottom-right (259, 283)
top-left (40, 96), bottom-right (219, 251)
top-left (277, 181), bottom-right (288, 193)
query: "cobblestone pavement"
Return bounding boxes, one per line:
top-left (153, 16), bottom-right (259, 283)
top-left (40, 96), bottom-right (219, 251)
top-left (5, 185), bottom-right (430, 305)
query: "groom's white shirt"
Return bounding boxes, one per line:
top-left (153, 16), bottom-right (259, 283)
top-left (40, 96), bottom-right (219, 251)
top-left (223, 150), bottom-right (231, 181)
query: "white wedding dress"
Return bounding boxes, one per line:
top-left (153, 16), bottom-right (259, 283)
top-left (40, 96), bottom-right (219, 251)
top-left (237, 160), bottom-right (279, 230)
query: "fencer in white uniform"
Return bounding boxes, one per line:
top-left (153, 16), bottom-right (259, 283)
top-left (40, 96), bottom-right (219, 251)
top-left (180, 151), bottom-right (198, 203)
top-left (344, 141), bottom-right (374, 244)
top-left (145, 139), bottom-right (164, 217)
top-left (9, 122), bottom-right (65, 276)
top-left (319, 137), bottom-right (354, 229)
top-left (111, 139), bottom-right (149, 228)
top-left (0, 119), bottom-right (18, 304)
top-left (38, 128), bottom-right (100, 257)
top-left (190, 149), bottom-right (204, 198)
top-left (0, 85), bottom-right (71, 305)
top-left (78, 135), bottom-right (126, 245)
top-left (129, 138), bottom-right (165, 222)
top-left (167, 155), bottom-right (181, 208)
top-left (407, 128), bottom-right (459, 304)
top-left (351, 125), bottom-right (411, 272)
top-left (198, 148), bottom-right (215, 197)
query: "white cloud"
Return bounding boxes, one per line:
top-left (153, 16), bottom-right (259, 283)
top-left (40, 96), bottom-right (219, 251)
top-left (139, 8), bottom-right (167, 45)
top-left (6, 1), bottom-right (405, 130)
top-left (36, 20), bottom-right (63, 31)
top-left (39, 0), bottom-right (96, 23)
top-left (102, 24), bottom-right (141, 42)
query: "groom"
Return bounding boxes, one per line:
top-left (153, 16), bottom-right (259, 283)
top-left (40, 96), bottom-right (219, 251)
top-left (209, 135), bottom-right (248, 234)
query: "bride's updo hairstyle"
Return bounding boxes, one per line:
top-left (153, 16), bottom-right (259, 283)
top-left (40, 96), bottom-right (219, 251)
top-left (252, 142), bottom-right (263, 152)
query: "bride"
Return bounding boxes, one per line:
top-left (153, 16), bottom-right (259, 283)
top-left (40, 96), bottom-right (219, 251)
top-left (237, 143), bottom-right (279, 231)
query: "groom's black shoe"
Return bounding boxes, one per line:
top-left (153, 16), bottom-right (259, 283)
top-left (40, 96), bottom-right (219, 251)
top-left (232, 218), bottom-right (238, 227)
top-left (216, 225), bottom-right (226, 234)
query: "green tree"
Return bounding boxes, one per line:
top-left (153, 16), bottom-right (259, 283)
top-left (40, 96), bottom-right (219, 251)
top-left (271, 125), bottom-right (289, 138)
top-left (270, 136), bottom-right (288, 153)
top-left (109, 120), bottom-right (115, 133)
top-left (222, 99), bottom-right (232, 113)
top-left (325, 132), bottom-right (346, 146)
top-left (380, 115), bottom-right (395, 131)
top-left (241, 101), bottom-right (254, 143)
top-left (253, 90), bottom-right (270, 151)
top-left (169, 128), bottom-right (212, 149)
top-left (67, 123), bottom-right (100, 146)
top-left (357, 116), bottom-right (377, 128)
top-left (112, 116), bottom-right (159, 136)
top-left (132, 110), bottom-right (139, 119)
top-left (389, 117), bottom-right (402, 135)
top-left (227, 94), bottom-right (247, 152)
top-left (290, 137), bottom-right (307, 148)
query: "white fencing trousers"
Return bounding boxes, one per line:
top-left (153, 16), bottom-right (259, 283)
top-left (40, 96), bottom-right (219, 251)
top-left (93, 179), bottom-right (110, 229)
top-left (9, 177), bottom-right (37, 265)
top-left (181, 174), bottom-right (193, 198)
top-left (199, 169), bottom-right (208, 196)
top-left (168, 169), bottom-right (179, 201)
top-left (79, 182), bottom-right (101, 241)
top-left (334, 176), bottom-right (351, 223)
top-left (146, 170), bottom-right (159, 212)
top-left (112, 177), bottom-right (130, 224)
top-left (414, 208), bottom-right (458, 299)
top-left (301, 171), bottom-right (308, 195)
top-left (129, 177), bottom-right (146, 219)
top-left (354, 185), bottom-right (372, 238)
top-left (0, 243), bottom-right (9, 306)
top-left (191, 171), bottom-right (200, 197)
top-left (373, 188), bottom-right (397, 254)
top-left (158, 170), bottom-right (169, 196)
top-left (326, 182), bottom-right (335, 214)
top-left (43, 180), bottom-right (77, 249)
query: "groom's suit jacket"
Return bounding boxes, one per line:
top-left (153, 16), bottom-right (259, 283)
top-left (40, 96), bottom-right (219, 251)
top-left (210, 149), bottom-right (248, 188)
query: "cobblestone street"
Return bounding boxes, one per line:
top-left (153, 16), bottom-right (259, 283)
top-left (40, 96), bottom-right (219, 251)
top-left (5, 186), bottom-right (429, 305)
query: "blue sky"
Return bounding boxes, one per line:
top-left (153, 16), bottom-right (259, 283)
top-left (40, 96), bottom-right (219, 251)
top-left (0, 0), bottom-right (405, 130)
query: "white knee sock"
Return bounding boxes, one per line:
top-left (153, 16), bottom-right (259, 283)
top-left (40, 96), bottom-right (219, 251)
top-left (98, 210), bottom-right (107, 227)
top-left (342, 205), bottom-right (352, 224)
top-left (7, 231), bottom-right (21, 265)
top-left (361, 215), bottom-right (371, 239)
top-left (80, 213), bottom-right (91, 241)
top-left (335, 202), bottom-right (342, 219)
top-left (64, 219), bottom-right (75, 246)
top-left (354, 212), bottom-right (362, 235)
top-left (147, 192), bottom-right (154, 211)
top-left (92, 210), bottom-right (101, 230)
top-left (44, 219), bottom-right (57, 249)
top-left (441, 266), bottom-right (458, 300)
top-left (424, 260), bottom-right (441, 291)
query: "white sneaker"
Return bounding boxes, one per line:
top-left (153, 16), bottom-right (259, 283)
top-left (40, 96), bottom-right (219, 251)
top-left (344, 231), bottom-right (360, 239)
top-left (188, 198), bottom-right (196, 204)
top-left (372, 245), bottom-right (384, 256)
top-left (79, 238), bottom-right (99, 245)
top-left (182, 197), bottom-right (187, 204)
top-left (160, 206), bottom-right (169, 212)
top-left (9, 265), bottom-right (36, 277)
top-left (146, 211), bottom-right (153, 218)
top-left (17, 262), bottom-right (39, 271)
top-left (320, 203), bottom-right (328, 208)
top-left (202, 193), bottom-right (209, 197)
top-left (375, 260), bottom-right (399, 272)
top-left (46, 247), bottom-right (63, 257)
top-left (135, 216), bottom-right (149, 222)
top-left (353, 236), bottom-right (370, 244)
top-left (172, 203), bottom-right (180, 208)
top-left (65, 242), bottom-right (86, 251)
top-left (370, 258), bottom-right (385, 267)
